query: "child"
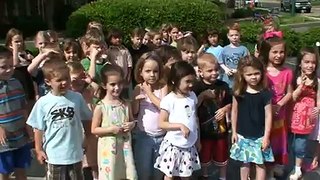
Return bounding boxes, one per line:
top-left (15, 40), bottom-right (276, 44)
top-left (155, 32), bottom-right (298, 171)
top-left (230, 55), bottom-right (274, 180)
top-left (154, 61), bottom-right (201, 179)
top-left (106, 28), bottom-right (133, 99)
top-left (148, 30), bottom-right (162, 49)
top-left (132, 52), bottom-right (168, 180)
top-left (66, 62), bottom-right (98, 180)
top-left (259, 37), bottom-right (293, 178)
top-left (160, 24), bottom-right (171, 45)
top-left (197, 29), bottom-right (223, 60)
top-left (63, 38), bottom-right (82, 62)
top-left (34, 31), bottom-right (50, 51)
top-left (80, 29), bottom-right (105, 84)
top-left (219, 23), bottom-right (249, 88)
top-left (91, 64), bottom-right (137, 180)
top-left (262, 19), bottom-right (283, 40)
top-left (27, 59), bottom-right (92, 180)
top-left (177, 35), bottom-right (199, 66)
top-left (168, 24), bottom-right (180, 47)
top-left (193, 53), bottom-right (232, 180)
top-left (5, 28), bottom-right (36, 111)
top-left (0, 46), bottom-right (31, 180)
top-left (290, 48), bottom-right (319, 180)
top-left (143, 30), bottom-right (151, 46)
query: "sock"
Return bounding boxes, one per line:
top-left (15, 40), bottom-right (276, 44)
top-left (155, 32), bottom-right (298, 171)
top-left (295, 166), bottom-right (302, 174)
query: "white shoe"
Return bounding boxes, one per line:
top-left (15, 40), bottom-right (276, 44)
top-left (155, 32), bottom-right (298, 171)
top-left (289, 171), bottom-right (302, 180)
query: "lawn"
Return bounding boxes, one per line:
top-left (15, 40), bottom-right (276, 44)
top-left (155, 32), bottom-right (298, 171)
top-left (279, 14), bottom-right (317, 25)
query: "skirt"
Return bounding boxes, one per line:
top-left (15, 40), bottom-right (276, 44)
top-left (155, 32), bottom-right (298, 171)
top-left (230, 134), bottom-right (274, 165)
top-left (154, 139), bottom-right (201, 177)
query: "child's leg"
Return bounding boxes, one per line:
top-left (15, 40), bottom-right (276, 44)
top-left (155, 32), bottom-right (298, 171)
top-left (199, 139), bottom-right (214, 177)
top-left (0, 174), bottom-right (9, 180)
top-left (212, 138), bottom-right (228, 179)
top-left (91, 166), bottom-right (99, 180)
top-left (13, 168), bottom-right (27, 180)
top-left (255, 164), bottom-right (266, 180)
top-left (240, 163), bottom-right (250, 180)
top-left (312, 141), bottom-right (320, 169)
top-left (164, 175), bottom-right (173, 180)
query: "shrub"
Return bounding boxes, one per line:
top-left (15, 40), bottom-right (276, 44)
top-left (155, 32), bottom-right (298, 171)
top-left (299, 27), bottom-right (320, 48)
top-left (66, 0), bottom-right (224, 40)
top-left (281, 27), bottom-right (302, 56)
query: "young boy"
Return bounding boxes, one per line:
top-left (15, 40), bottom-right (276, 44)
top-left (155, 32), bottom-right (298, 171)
top-left (27, 59), bottom-right (92, 180)
top-left (193, 53), bottom-right (232, 180)
top-left (0, 46), bottom-right (31, 180)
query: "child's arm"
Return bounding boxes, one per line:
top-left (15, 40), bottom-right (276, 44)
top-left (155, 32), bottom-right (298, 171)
top-left (262, 100), bottom-right (272, 151)
top-left (197, 89), bottom-right (215, 108)
top-left (159, 109), bottom-right (189, 138)
top-left (132, 85), bottom-right (142, 116)
top-left (12, 43), bottom-right (20, 67)
top-left (292, 76), bottom-right (305, 101)
top-left (142, 83), bottom-right (168, 109)
top-left (122, 104), bottom-right (136, 132)
top-left (27, 51), bottom-right (55, 74)
top-left (215, 103), bottom-right (231, 121)
top-left (91, 106), bottom-right (123, 137)
top-left (275, 83), bottom-right (293, 112)
top-left (34, 129), bottom-right (47, 164)
top-left (231, 97), bottom-right (238, 143)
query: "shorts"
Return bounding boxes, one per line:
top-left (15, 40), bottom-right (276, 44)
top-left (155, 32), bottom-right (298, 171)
top-left (46, 161), bottom-right (83, 180)
top-left (200, 138), bottom-right (228, 166)
top-left (291, 133), bottom-right (308, 159)
top-left (0, 144), bottom-right (31, 174)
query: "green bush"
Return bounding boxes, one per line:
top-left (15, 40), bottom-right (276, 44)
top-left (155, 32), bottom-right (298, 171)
top-left (66, 0), bottom-right (224, 40)
top-left (231, 7), bottom-right (269, 18)
top-left (281, 27), bottom-right (302, 56)
top-left (299, 27), bottom-right (320, 48)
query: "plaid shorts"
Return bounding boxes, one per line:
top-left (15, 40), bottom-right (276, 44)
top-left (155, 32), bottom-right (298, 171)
top-left (46, 161), bottom-right (83, 180)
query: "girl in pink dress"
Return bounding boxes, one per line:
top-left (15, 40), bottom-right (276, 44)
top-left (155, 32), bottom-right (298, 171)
top-left (259, 37), bottom-right (293, 179)
top-left (289, 47), bottom-right (319, 180)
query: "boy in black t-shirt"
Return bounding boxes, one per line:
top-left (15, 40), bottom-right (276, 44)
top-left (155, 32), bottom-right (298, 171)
top-left (193, 53), bottom-right (232, 180)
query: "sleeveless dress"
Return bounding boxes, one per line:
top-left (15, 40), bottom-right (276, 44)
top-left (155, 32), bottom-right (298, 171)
top-left (97, 102), bottom-right (137, 180)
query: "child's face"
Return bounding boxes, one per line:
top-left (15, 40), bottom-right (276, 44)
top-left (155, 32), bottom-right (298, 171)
top-left (301, 53), bottom-right (317, 76)
top-left (105, 74), bottom-right (123, 98)
top-left (181, 49), bottom-right (197, 64)
top-left (199, 62), bottom-right (219, 83)
top-left (268, 43), bottom-right (285, 66)
top-left (152, 34), bottom-right (162, 47)
top-left (143, 34), bottom-right (150, 45)
top-left (10, 35), bottom-right (24, 51)
top-left (64, 48), bottom-right (79, 62)
top-left (45, 73), bottom-right (71, 96)
top-left (140, 59), bottom-right (160, 85)
top-left (131, 36), bottom-right (143, 47)
top-left (243, 66), bottom-right (262, 87)
top-left (162, 31), bottom-right (169, 41)
top-left (227, 30), bottom-right (240, 45)
top-left (0, 57), bottom-right (14, 81)
top-left (110, 36), bottom-right (122, 46)
top-left (70, 71), bottom-right (86, 92)
top-left (170, 28), bottom-right (179, 41)
top-left (35, 36), bottom-right (48, 49)
top-left (88, 43), bottom-right (102, 57)
top-left (208, 34), bottom-right (219, 46)
top-left (177, 74), bottom-right (196, 95)
top-left (165, 57), bottom-right (179, 69)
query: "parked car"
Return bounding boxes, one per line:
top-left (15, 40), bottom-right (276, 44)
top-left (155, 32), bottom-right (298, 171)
top-left (281, 0), bottom-right (312, 13)
top-left (245, 0), bottom-right (260, 7)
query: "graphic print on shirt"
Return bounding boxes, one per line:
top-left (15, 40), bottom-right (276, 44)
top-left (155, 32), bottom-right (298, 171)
top-left (225, 52), bottom-right (242, 67)
top-left (185, 105), bottom-right (192, 118)
top-left (50, 105), bottom-right (75, 129)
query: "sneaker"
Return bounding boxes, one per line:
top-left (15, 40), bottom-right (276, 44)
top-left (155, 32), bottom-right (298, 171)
top-left (289, 171), bottom-right (302, 180)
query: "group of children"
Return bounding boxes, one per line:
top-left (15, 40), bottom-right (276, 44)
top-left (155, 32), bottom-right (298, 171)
top-left (0, 19), bottom-right (320, 180)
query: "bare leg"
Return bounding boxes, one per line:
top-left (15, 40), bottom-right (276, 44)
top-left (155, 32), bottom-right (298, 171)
top-left (14, 168), bottom-right (27, 180)
top-left (240, 163), bottom-right (250, 180)
top-left (164, 175), bottom-right (173, 180)
top-left (201, 164), bottom-right (209, 177)
top-left (0, 173), bottom-right (9, 180)
top-left (91, 166), bottom-right (99, 179)
top-left (255, 164), bottom-right (266, 180)
top-left (219, 165), bottom-right (227, 179)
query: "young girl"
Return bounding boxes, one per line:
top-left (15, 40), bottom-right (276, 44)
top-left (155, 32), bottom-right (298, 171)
top-left (34, 31), bottom-right (50, 51)
top-left (5, 28), bottom-right (36, 111)
top-left (259, 37), bottom-right (293, 178)
top-left (160, 24), bottom-right (171, 45)
top-left (290, 48), bottom-right (319, 179)
top-left (154, 61), bottom-right (201, 179)
top-left (197, 29), bottom-right (223, 59)
top-left (132, 52), bottom-right (168, 180)
top-left (219, 23), bottom-right (249, 88)
top-left (66, 62), bottom-right (98, 180)
top-left (91, 64), bottom-right (137, 180)
top-left (168, 24), bottom-right (180, 47)
top-left (230, 55), bottom-right (274, 180)
top-left (177, 35), bottom-right (199, 66)
top-left (63, 38), bottom-right (82, 62)
top-left (148, 30), bottom-right (162, 49)
top-left (262, 19), bottom-right (283, 40)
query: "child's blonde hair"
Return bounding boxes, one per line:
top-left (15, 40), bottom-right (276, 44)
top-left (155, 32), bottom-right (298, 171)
top-left (177, 35), bottom-right (199, 52)
top-left (197, 53), bottom-right (218, 69)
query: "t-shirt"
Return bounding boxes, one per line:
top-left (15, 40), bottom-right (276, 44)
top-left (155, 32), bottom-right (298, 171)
top-left (193, 79), bottom-right (232, 139)
top-left (107, 45), bottom-right (133, 80)
top-left (236, 90), bottom-right (272, 138)
top-left (81, 57), bottom-right (105, 84)
top-left (160, 92), bottom-right (198, 148)
top-left (27, 90), bottom-right (92, 165)
top-left (219, 44), bottom-right (248, 87)
top-left (0, 78), bottom-right (29, 152)
top-left (204, 45), bottom-right (223, 61)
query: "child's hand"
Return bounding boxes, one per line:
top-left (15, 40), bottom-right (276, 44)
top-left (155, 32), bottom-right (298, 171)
top-left (231, 69), bottom-right (237, 74)
top-left (89, 47), bottom-right (102, 60)
top-left (272, 104), bottom-right (281, 116)
top-left (215, 107), bottom-right (226, 121)
top-left (261, 137), bottom-right (270, 151)
top-left (180, 124), bottom-right (190, 138)
top-left (225, 68), bottom-right (233, 76)
top-left (231, 133), bottom-right (238, 144)
top-left (35, 150), bottom-right (47, 164)
top-left (111, 125), bottom-right (124, 134)
top-left (142, 82), bottom-right (152, 94)
top-left (122, 121), bottom-right (136, 132)
top-left (0, 127), bottom-right (7, 146)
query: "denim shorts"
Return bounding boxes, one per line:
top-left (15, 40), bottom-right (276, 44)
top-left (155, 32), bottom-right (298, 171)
top-left (291, 133), bottom-right (309, 159)
top-left (0, 144), bottom-right (31, 174)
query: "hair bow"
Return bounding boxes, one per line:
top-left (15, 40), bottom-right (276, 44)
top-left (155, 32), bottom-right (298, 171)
top-left (263, 31), bottom-right (283, 40)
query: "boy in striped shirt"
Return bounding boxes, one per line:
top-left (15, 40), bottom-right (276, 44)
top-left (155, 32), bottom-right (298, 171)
top-left (0, 46), bottom-right (31, 180)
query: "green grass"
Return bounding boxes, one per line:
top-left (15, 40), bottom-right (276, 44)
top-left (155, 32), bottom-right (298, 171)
top-left (312, 0), bottom-right (320, 6)
top-left (279, 15), bottom-right (316, 24)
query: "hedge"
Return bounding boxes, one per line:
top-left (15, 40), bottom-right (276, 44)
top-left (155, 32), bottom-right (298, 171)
top-left (66, 0), bottom-right (224, 40)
